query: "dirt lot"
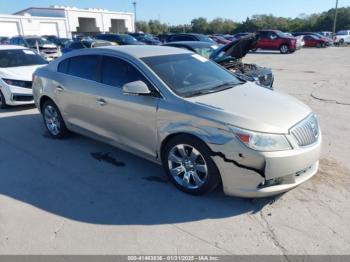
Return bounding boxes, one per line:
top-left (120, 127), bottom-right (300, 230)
top-left (0, 47), bottom-right (349, 255)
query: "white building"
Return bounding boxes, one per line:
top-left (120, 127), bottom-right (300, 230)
top-left (0, 6), bottom-right (135, 38)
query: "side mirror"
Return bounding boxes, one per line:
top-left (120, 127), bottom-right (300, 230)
top-left (122, 80), bottom-right (151, 95)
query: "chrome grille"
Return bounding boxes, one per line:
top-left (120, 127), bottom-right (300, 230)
top-left (291, 114), bottom-right (320, 147)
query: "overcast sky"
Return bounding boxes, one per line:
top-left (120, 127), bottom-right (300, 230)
top-left (1, 0), bottom-right (350, 24)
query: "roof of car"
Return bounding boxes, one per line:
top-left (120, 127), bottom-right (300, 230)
top-left (0, 45), bottom-right (27, 50)
top-left (97, 45), bottom-right (191, 58)
top-left (164, 41), bottom-right (216, 48)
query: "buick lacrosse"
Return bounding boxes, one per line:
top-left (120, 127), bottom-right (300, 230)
top-left (32, 46), bottom-right (321, 198)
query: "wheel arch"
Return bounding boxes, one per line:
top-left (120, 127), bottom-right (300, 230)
top-left (39, 95), bottom-right (54, 112)
top-left (160, 132), bottom-right (207, 161)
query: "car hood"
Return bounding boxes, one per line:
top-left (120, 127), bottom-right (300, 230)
top-left (210, 33), bottom-right (258, 62)
top-left (0, 65), bottom-right (44, 81)
top-left (186, 82), bottom-right (311, 134)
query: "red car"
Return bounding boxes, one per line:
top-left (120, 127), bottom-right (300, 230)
top-left (302, 35), bottom-right (327, 48)
top-left (255, 30), bottom-right (297, 54)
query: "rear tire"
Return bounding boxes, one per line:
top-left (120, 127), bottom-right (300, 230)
top-left (279, 44), bottom-right (289, 54)
top-left (42, 100), bottom-right (68, 138)
top-left (0, 90), bottom-right (7, 109)
top-left (162, 135), bottom-right (221, 195)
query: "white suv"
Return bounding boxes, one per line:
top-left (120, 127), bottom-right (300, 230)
top-left (334, 30), bottom-right (350, 45)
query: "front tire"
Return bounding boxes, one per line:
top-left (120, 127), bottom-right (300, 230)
top-left (42, 100), bottom-right (68, 138)
top-left (162, 135), bottom-right (221, 195)
top-left (0, 90), bottom-right (8, 109)
top-left (280, 44), bottom-right (289, 54)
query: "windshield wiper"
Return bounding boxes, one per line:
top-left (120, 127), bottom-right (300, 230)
top-left (184, 81), bottom-right (243, 98)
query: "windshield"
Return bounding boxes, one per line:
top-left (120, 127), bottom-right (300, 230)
top-left (276, 31), bottom-right (288, 37)
top-left (142, 53), bottom-right (243, 97)
top-left (194, 46), bottom-right (217, 59)
top-left (198, 35), bottom-right (216, 43)
top-left (26, 38), bottom-right (53, 46)
top-left (0, 49), bottom-right (48, 68)
top-left (337, 31), bottom-right (348, 35)
top-left (140, 34), bottom-right (155, 41)
top-left (121, 35), bottom-right (138, 43)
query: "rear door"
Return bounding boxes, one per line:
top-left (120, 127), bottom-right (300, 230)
top-left (303, 35), bottom-right (313, 47)
top-left (256, 31), bottom-right (269, 49)
top-left (54, 55), bottom-right (104, 134)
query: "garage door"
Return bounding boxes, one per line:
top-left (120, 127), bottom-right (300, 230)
top-left (0, 21), bottom-right (20, 37)
top-left (39, 22), bottom-right (58, 36)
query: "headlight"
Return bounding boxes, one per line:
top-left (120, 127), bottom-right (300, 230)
top-left (230, 126), bottom-right (292, 152)
top-left (2, 78), bottom-right (29, 88)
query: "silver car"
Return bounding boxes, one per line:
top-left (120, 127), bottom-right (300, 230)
top-left (32, 46), bottom-right (322, 198)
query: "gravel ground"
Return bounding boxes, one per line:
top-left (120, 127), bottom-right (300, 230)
top-left (0, 47), bottom-right (349, 255)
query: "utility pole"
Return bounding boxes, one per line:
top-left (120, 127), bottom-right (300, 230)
top-left (133, 1), bottom-right (137, 32)
top-left (332, 0), bottom-right (339, 37)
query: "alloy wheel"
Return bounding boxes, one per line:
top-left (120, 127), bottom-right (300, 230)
top-left (44, 105), bottom-right (61, 136)
top-left (280, 45), bottom-right (289, 54)
top-left (167, 144), bottom-right (208, 190)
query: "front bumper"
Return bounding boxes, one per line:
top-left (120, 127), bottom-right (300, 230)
top-left (211, 133), bottom-right (322, 198)
top-left (0, 84), bottom-right (34, 106)
top-left (41, 52), bottom-right (60, 61)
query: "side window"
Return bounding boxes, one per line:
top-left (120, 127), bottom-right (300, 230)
top-left (18, 38), bottom-right (25, 46)
top-left (171, 35), bottom-right (194, 42)
top-left (70, 42), bottom-right (83, 49)
top-left (268, 32), bottom-right (278, 40)
top-left (259, 32), bottom-right (269, 39)
top-left (100, 56), bottom-right (148, 88)
top-left (58, 59), bottom-right (69, 74)
top-left (67, 55), bottom-right (99, 81)
top-left (10, 38), bottom-right (17, 45)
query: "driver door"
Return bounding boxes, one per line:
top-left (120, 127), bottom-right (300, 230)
top-left (94, 55), bottom-right (160, 159)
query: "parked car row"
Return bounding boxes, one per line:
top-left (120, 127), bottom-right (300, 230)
top-left (164, 34), bottom-right (274, 88)
top-left (9, 36), bottom-right (61, 61)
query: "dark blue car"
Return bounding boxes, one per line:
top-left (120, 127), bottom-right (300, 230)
top-left (61, 39), bottom-right (115, 54)
top-left (128, 33), bottom-right (161, 45)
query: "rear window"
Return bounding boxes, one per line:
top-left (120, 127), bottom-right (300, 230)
top-left (66, 55), bottom-right (99, 81)
top-left (170, 35), bottom-right (195, 42)
top-left (0, 49), bottom-right (47, 68)
top-left (57, 59), bottom-right (69, 74)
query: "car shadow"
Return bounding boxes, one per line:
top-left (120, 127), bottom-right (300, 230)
top-left (0, 113), bottom-right (278, 225)
top-left (249, 51), bottom-right (285, 55)
top-left (0, 104), bottom-right (37, 112)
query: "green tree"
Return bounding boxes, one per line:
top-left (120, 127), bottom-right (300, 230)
top-left (135, 21), bottom-right (150, 33)
top-left (191, 17), bottom-right (209, 34)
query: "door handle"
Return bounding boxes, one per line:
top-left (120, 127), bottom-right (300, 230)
top-left (96, 98), bottom-right (107, 106)
top-left (56, 86), bottom-right (64, 92)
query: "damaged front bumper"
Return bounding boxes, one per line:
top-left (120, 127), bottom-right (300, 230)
top-left (210, 134), bottom-right (321, 198)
